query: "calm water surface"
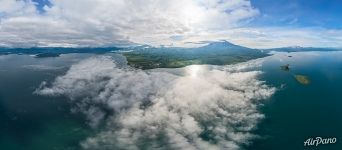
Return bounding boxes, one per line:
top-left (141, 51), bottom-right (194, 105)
top-left (0, 51), bottom-right (341, 150)
top-left (249, 51), bottom-right (342, 150)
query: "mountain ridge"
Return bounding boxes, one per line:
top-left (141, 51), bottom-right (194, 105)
top-left (122, 41), bottom-right (268, 69)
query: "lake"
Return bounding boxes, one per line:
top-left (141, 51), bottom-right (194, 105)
top-left (0, 51), bottom-right (341, 150)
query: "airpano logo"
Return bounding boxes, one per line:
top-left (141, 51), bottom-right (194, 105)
top-left (304, 137), bottom-right (337, 146)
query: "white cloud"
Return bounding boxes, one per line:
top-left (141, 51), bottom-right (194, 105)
top-left (35, 56), bottom-right (276, 149)
top-left (0, 0), bottom-right (258, 47)
top-left (0, 0), bottom-right (37, 16)
top-left (181, 27), bottom-right (342, 49)
top-left (225, 27), bottom-right (342, 49)
top-left (1, 0), bottom-right (342, 48)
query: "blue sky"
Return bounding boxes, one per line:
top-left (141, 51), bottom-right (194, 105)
top-left (1, 0), bottom-right (342, 48)
top-left (250, 0), bottom-right (342, 29)
top-left (32, 0), bottom-right (51, 13)
top-left (32, 0), bottom-right (342, 29)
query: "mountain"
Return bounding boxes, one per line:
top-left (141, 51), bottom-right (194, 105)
top-left (122, 41), bottom-right (268, 69)
top-left (0, 41), bottom-right (269, 69)
top-left (192, 40), bottom-right (260, 54)
top-left (198, 40), bottom-right (249, 50)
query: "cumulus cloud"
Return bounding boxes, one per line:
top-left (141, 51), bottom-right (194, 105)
top-left (1, 0), bottom-right (342, 48)
top-left (35, 56), bottom-right (177, 127)
top-left (0, 0), bottom-right (37, 16)
top-left (36, 56), bottom-right (276, 149)
top-left (0, 0), bottom-right (258, 47)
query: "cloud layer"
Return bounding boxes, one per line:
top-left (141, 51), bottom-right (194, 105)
top-left (1, 0), bottom-right (342, 48)
top-left (0, 0), bottom-right (258, 47)
top-left (36, 56), bottom-right (275, 149)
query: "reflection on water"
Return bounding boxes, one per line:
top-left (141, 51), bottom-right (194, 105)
top-left (1, 51), bottom-right (342, 150)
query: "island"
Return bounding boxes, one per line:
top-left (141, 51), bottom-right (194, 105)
top-left (294, 75), bottom-right (310, 85)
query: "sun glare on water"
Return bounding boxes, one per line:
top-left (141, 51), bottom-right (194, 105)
top-left (187, 65), bottom-right (203, 78)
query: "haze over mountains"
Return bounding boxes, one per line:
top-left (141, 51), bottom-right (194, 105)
top-left (120, 40), bottom-right (268, 69)
top-left (262, 46), bottom-right (341, 52)
top-left (0, 40), bottom-right (339, 55)
top-left (1, 40), bottom-right (340, 69)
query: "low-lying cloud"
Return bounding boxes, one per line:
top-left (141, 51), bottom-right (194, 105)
top-left (35, 56), bottom-right (275, 150)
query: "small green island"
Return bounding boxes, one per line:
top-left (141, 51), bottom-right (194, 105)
top-left (294, 75), bottom-right (310, 85)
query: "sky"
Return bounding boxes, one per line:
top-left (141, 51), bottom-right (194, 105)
top-left (0, 0), bottom-right (341, 48)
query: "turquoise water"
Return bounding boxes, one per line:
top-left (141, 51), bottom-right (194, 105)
top-left (0, 54), bottom-right (94, 150)
top-left (249, 51), bottom-right (342, 150)
top-left (1, 51), bottom-right (342, 149)
top-left (0, 53), bottom-right (127, 150)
